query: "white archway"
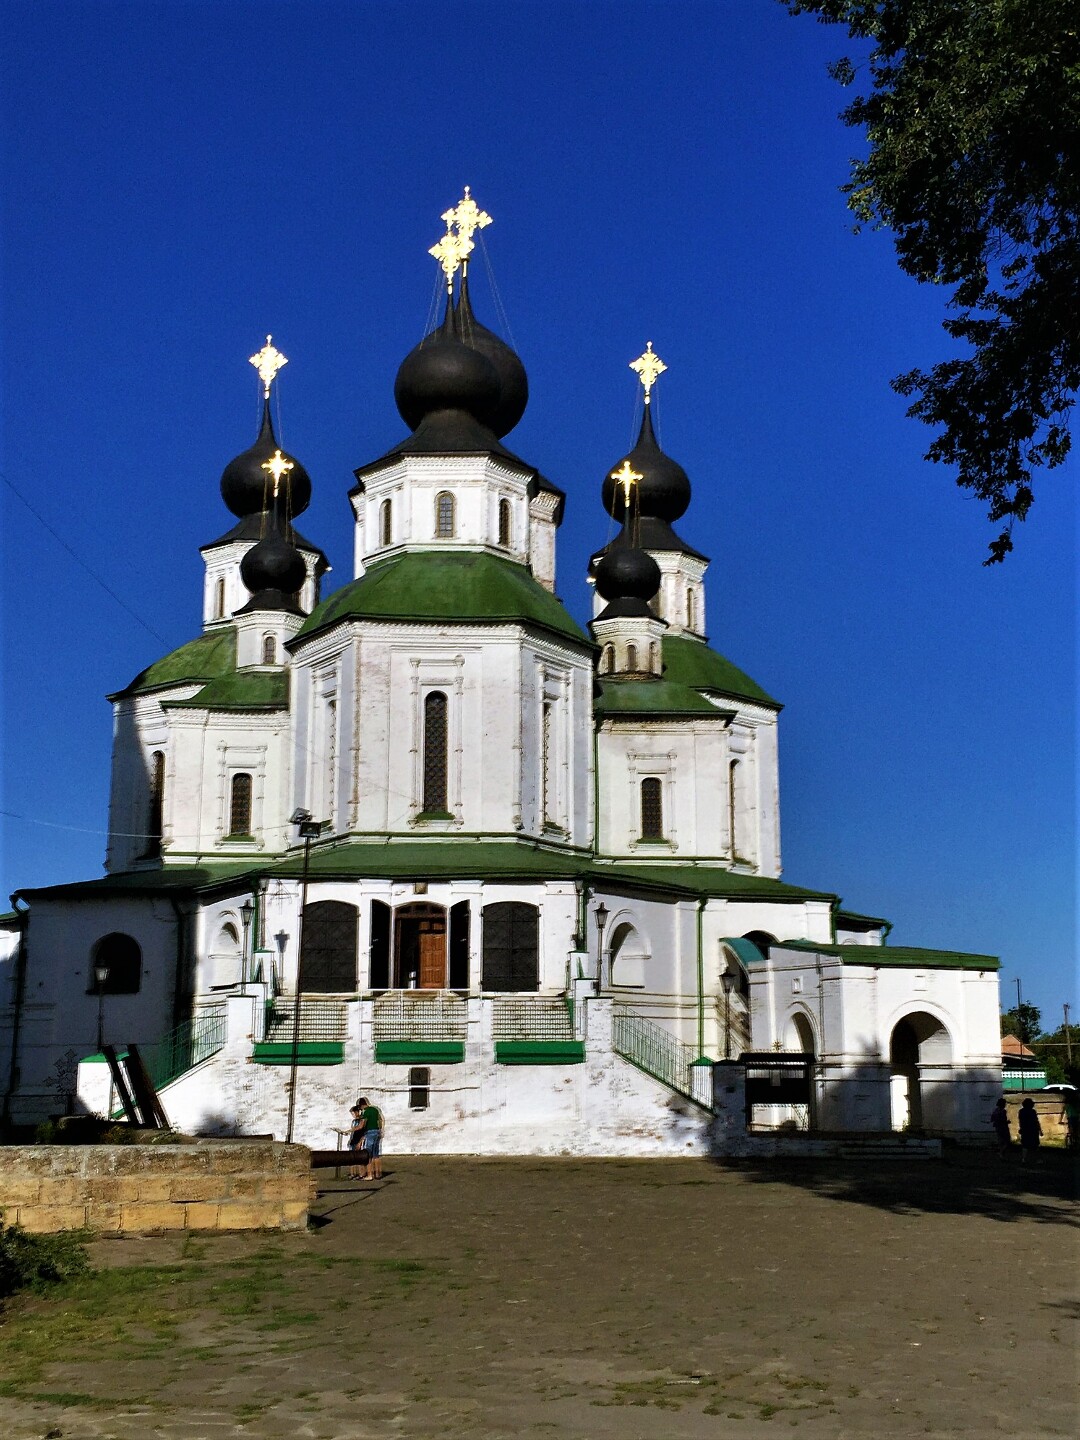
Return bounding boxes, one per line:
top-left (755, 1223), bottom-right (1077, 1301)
top-left (608, 919), bottom-right (650, 989)
top-left (889, 1010), bottom-right (953, 1131)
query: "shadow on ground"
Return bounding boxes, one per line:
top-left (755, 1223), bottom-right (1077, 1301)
top-left (710, 1145), bottom-right (1078, 1225)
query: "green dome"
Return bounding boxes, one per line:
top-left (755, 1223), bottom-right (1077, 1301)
top-left (294, 551), bottom-right (590, 647)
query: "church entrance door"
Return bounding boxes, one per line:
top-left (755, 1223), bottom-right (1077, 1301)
top-left (394, 903), bottom-right (447, 989)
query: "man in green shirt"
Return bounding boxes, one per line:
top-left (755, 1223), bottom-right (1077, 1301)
top-left (356, 1096), bottom-right (384, 1180)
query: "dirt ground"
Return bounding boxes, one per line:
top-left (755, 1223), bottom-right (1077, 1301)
top-left (0, 1149), bottom-right (1076, 1439)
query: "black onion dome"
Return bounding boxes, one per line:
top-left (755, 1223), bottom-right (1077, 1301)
top-left (593, 536), bottom-right (661, 604)
top-left (220, 400), bottom-right (312, 520)
top-left (601, 404), bottom-right (691, 523)
top-left (394, 297), bottom-right (501, 432)
top-left (240, 528), bottom-right (307, 600)
top-left (455, 270), bottom-right (528, 437)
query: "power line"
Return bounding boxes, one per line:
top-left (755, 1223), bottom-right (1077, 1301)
top-left (0, 466), bottom-right (170, 645)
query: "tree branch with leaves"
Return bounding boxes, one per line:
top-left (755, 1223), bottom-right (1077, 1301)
top-left (784, 1), bottom-right (1080, 561)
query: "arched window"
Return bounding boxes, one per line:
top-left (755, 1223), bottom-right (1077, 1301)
top-left (435, 491), bottom-right (456, 538)
top-left (214, 577), bottom-right (225, 619)
top-left (728, 759), bottom-right (739, 857)
top-left (300, 900), bottom-right (358, 993)
top-left (145, 750), bottom-right (165, 858)
top-left (498, 498), bottom-right (512, 547)
top-left (686, 586), bottom-right (696, 631)
top-left (626, 643), bottom-right (638, 672)
top-left (482, 902), bottom-right (539, 992)
top-left (600, 645), bottom-right (614, 675)
top-left (262, 634), bottom-right (276, 665)
top-left (542, 702), bottom-right (556, 826)
top-left (228, 772), bottom-right (253, 837)
top-left (89, 933), bottom-right (141, 995)
top-left (640, 777), bottom-right (663, 840)
top-left (380, 497), bottom-right (392, 546)
top-left (649, 641), bottom-right (659, 672)
top-left (422, 691), bottom-right (449, 813)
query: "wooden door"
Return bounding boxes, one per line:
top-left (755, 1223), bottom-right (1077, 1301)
top-left (417, 919), bottom-right (446, 989)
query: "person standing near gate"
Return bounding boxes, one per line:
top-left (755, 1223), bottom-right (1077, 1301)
top-left (1017, 1097), bottom-right (1042, 1164)
top-left (357, 1095), bottom-right (384, 1180)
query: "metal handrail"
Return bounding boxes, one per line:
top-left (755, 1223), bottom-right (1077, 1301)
top-left (612, 1005), bottom-right (699, 1102)
top-left (490, 996), bottom-right (575, 1042)
top-left (141, 1007), bottom-right (227, 1092)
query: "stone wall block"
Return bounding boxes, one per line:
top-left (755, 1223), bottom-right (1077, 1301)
top-left (168, 1176), bottom-right (224, 1203)
top-left (223, 1174), bottom-right (263, 1200)
top-left (183, 1202), bottom-right (222, 1230)
top-left (20, 1205), bottom-right (88, 1233)
top-left (217, 1201), bottom-right (275, 1230)
top-left (280, 1200), bottom-right (309, 1228)
top-left (88, 1202), bottom-right (124, 1232)
top-left (120, 1202), bottom-right (183, 1231)
top-left (0, 1178), bottom-right (42, 1206)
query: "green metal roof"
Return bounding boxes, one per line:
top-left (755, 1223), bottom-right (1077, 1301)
top-left (595, 678), bottom-right (731, 719)
top-left (164, 669), bottom-right (289, 711)
top-left (776, 939), bottom-right (999, 971)
top-left (661, 634), bottom-right (779, 709)
top-left (294, 551), bottom-right (590, 647)
top-left (13, 862), bottom-right (263, 903)
top-left (111, 628), bottom-right (238, 700)
top-left (835, 908), bottom-right (891, 930)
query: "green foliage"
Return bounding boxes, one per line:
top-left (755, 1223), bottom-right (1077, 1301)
top-left (1000, 1002), bottom-right (1041, 1044)
top-left (784, 1), bottom-right (1080, 561)
top-left (0, 1217), bottom-right (91, 1298)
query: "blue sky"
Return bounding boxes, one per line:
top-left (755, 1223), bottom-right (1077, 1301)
top-left (1, 1), bottom-right (1074, 1024)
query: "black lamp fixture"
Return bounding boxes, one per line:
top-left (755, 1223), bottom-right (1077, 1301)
top-left (274, 930), bottom-right (288, 997)
top-left (238, 898), bottom-right (255, 997)
top-left (594, 902), bottom-right (609, 994)
top-left (720, 966), bottom-right (737, 1061)
top-left (94, 961), bottom-right (110, 1053)
top-left (286, 807), bottom-right (328, 1144)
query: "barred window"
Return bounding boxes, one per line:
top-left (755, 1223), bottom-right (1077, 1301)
top-left (300, 900), bottom-right (358, 992)
top-left (435, 491), bottom-right (456, 538)
top-left (146, 750), bottom-right (165, 857)
top-left (262, 634), bottom-right (276, 665)
top-left (498, 498), bottom-right (512, 547)
top-left (228, 772), bottom-right (252, 837)
top-left (422, 691), bottom-right (449, 813)
top-left (640, 777), bottom-right (663, 840)
top-left (380, 497), bottom-right (392, 546)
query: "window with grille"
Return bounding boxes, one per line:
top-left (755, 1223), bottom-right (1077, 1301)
top-left (262, 634), bottom-right (276, 665)
top-left (498, 498), bottom-right (512, 547)
top-left (300, 901), bottom-right (358, 992)
top-left (435, 491), bottom-right (455, 538)
top-left (482, 902), bottom-right (539, 992)
top-left (89, 933), bottom-right (141, 995)
top-left (542, 702), bottom-right (556, 825)
top-left (380, 497), bottom-right (392, 546)
top-left (325, 698), bottom-right (337, 826)
top-left (640, 777), bottom-right (664, 840)
top-left (146, 750), bottom-right (165, 857)
top-left (422, 691), bottom-right (449, 813)
top-left (409, 1067), bottom-right (431, 1109)
top-left (228, 772), bottom-right (252, 836)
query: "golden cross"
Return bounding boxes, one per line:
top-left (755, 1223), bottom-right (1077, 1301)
top-left (442, 185), bottom-right (492, 248)
top-left (428, 227), bottom-right (473, 290)
top-left (610, 460), bottom-right (642, 511)
top-left (249, 335), bottom-right (288, 398)
top-left (629, 342), bottom-right (667, 404)
top-left (262, 448), bottom-right (294, 499)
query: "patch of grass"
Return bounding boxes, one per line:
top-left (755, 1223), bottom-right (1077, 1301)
top-left (0, 1217), bottom-right (91, 1297)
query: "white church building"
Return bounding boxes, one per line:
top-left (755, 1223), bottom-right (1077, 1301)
top-left (1, 194), bottom-right (1002, 1154)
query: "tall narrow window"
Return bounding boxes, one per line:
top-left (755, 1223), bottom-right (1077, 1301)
top-left (422, 691), bottom-right (449, 813)
top-left (498, 498), bottom-right (512, 547)
top-left (409, 1067), bottom-right (431, 1109)
top-left (686, 586), bottom-right (696, 631)
top-left (650, 641), bottom-right (659, 672)
top-left (262, 634), bottom-right (276, 665)
top-left (228, 772), bottom-right (252, 837)
top-left (300, 900), bottom-right (358, 992)
top-left (600, 644), bottom-right (614, 675)
top-left (380, 497), bottom-right (392, 546)
top-left (146, 751), bottom-right (165, 857)
top-left (729, 760), bottom-right (739, 858)
top-left (214, 577), bottom-right (226, 620)
top-left (640, 777), bottom-right (663, 840)
top-left (626, 643), bottom-right (638, 672)
top-left (542, 701), bottom-right (556, 826)
top-left (435, 491), bottom-right (455, 538)
top-left (482, 902), bottom-right (540, 992)
top-left (324, 698), bottom-right (337, 828)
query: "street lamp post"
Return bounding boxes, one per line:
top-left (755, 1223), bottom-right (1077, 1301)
top-left (238, 898), bottom-right (254, 998)
top-left (94, 961), bottom-right (110, 1054)
top-left (721, 969), bottom-right (736, 1061)
top-left (286, 809), bottom-right (327, 1145)
top-left (274, 930), bottom-right (288, 998)
top-left (594, 902), bottom-right (609, 995)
